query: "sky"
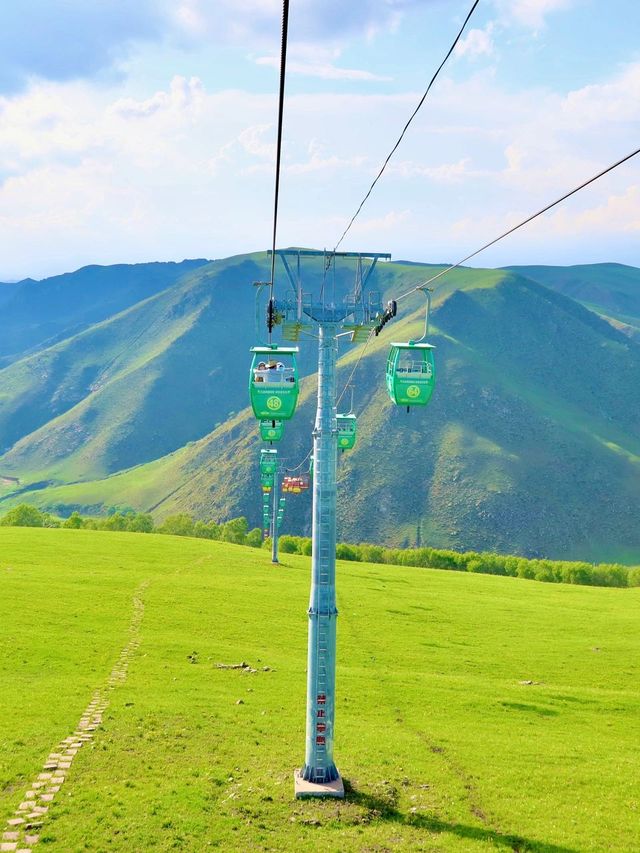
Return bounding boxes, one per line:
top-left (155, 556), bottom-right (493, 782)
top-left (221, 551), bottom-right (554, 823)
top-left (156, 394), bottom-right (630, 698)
top-left (0, 0), bottom-right (639, 280)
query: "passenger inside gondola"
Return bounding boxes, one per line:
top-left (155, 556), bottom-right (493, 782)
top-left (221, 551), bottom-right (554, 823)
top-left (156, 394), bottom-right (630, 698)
top-left (397, 357), bottom-right (432, 376)
top-left (257, 360), bottom-right (296, 383)
top-left (254, 361), bottom-right (268, 382)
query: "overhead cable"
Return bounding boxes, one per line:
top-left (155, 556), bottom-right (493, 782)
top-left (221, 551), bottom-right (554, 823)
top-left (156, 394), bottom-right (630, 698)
top-left (332, 0), bottom-right (481, 254)
top-left (396, 144), bottom-right (640, 302)
top-left (285, 448), bottom-right (313, 473)
top-left (336, 330), bottom-right (375, 408)
top-left (268, 0), bottom-right (290, 340)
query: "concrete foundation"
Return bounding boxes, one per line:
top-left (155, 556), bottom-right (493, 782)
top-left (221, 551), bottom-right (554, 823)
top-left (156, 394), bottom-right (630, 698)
top-left (293, 769), bottom-right (345, 799)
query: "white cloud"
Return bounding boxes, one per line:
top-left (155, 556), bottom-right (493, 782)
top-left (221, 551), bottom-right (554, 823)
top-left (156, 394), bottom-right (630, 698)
top-left (110, 75), bottom-right (205, 118)
top-left (544, 186), bottom-right (640, 235)
top-left (387, 158), bottom-right (476, 182)
top-left (0, 0), bottom-right (440, 92)
top-left (255, 55), bottom-right (391, 82)
top-left (494, 0), bottom-right (575, 30)
top-left (561, 62), bottom-right (640, 127)
top-left (287, 140), bottom-right (367, 175)
top-left (455, 24), bottom-right (495, 59)
top-left (1, 45), bottom-right (640, 280)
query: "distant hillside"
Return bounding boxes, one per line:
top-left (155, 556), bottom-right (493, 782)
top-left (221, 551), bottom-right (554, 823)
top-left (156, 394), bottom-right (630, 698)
top-left (0, 252), bottom-right (319, 468)
top-left (0, 282), bottom-right (19, 308)
top-left (1, 253), bottom-right (638, 563)
top-left (0, 259), bottom-right (210, 365)
top-left (506, 262), bottom-right (640, 339)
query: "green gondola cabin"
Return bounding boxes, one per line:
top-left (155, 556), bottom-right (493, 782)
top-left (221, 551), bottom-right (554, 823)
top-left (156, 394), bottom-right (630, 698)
top-left (250, 345), bottom-right (299, 421)
top-left (259, 419), bottom-right (284, 443)
top-left (336, 413), bottom-right (357, 450)
top-left (386, 342), bottom-right (436, 407)
top-left (260, 448), bottom-right (278, 476)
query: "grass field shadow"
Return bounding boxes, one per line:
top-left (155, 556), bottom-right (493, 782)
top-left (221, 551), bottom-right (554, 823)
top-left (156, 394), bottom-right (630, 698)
top-left (342, 780), bottom-right (578, 853)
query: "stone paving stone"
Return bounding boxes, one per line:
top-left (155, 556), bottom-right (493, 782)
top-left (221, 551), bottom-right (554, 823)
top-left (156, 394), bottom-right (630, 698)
top-left (0, 843), bottom-right (18, 851)
top-left (51, 776), bottom-right (64, 784)
top-left (18, 802), bottom-right (35, 811)
top-left (57, 762), bottom-right (71, 770)
top-left (17, 849), bottom-right (33, 853)
top-left (24, 836), bottom-right (39, 845)
top-left (31, 783), bottom-right (44, 790)
top-left (1, 834), bottom-right (19, 842)
top-left (48, 786), bottom-right (60, 794)
top-left (39, 794), bottom-right (54, 802)
top-left (6, 820), bottom-right (23, 828)
top-left (30, 806), bottom-right (47, 815)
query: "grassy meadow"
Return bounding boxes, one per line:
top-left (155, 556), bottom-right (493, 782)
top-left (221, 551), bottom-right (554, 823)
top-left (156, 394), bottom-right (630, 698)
top-left (1, 528), bottom-right (639, 851)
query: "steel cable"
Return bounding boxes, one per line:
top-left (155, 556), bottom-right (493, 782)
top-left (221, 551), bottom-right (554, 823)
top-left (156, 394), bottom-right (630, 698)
top-left (268, 0), bottom-right (290, 341)
top-left (332, 0), bottom-right (481, 253)
top-left (395, 145), bottom-right (640, 302)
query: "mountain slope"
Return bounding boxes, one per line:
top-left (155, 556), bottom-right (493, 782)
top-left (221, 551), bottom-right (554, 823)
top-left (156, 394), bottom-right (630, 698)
top-left (0, 259), bottom-right (210, 365)
top-left (0, 252), bottom-right (320, 477)
top-left (4, 259), bottom-right (639, 563)
top-left (507, 262), bottom-right (640, 338)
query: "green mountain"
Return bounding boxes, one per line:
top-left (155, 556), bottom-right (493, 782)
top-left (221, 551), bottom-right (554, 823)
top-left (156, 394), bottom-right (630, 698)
top-left (1, 254), bottom-right (639, 563)
top-left (506, 262), bottom-right (640, 339)
top-left (0, 282), bottom-right (19, 308)
top-left (0, 259), bottom-right (210, 365)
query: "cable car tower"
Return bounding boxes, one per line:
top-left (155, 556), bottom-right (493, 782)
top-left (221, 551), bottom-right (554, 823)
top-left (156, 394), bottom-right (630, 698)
top-left (264, 248), bottom-right (390, 797)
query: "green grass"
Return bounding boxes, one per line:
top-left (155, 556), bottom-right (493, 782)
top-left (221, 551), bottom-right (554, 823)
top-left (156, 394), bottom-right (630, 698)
top-left (1, 529), bottom-right (639, 851)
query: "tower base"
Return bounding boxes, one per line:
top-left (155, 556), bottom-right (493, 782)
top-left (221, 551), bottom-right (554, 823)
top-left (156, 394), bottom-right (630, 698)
top-left (294, 769), bottom-right (344, 799)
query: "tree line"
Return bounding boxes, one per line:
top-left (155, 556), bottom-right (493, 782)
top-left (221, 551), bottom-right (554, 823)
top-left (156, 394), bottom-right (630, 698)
top-left (1, 503), bottom-right (638, 589)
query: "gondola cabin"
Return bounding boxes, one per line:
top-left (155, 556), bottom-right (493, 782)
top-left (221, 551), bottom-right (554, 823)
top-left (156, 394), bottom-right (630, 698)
top-left (259, 419), bottom-right (284, 443)
top-left (250, 345), bottom-right (299, 421)
top-left (260, 448), bottom-right (278, 477)
top-left (282, 475), bottom-right (310, 494)
top-left (386, 342), bottom-right (436, 407)
top-left (336, 413), bottom-right (357, 450)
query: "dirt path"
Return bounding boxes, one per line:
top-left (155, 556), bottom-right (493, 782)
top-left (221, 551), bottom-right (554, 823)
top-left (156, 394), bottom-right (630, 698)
top-left (1, 581), bottom-right (148, 853)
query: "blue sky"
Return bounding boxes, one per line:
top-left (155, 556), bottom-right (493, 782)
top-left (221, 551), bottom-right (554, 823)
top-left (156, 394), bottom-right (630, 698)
top-left (0, 0), bottom-right (638, 279)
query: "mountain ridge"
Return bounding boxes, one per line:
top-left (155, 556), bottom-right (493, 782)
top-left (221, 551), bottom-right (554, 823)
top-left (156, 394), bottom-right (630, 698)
top-left (1, 253), bottom-right (638, 563)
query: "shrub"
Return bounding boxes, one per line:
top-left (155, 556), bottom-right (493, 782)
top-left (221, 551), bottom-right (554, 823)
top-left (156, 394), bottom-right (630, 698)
top-left (63, 511), bottom-right (85, 529)
top-left (159, 514), bottom-right (195, 537)
top-left (245, 527), bottom-right (264, 548)
top-left (279, 535), bottom-right (299, 554)
top-left (127, 513), bottom-right (154, 533)
top-left (0, 504), bottom-right (44, 527)
top-left (336, 543), bottom-right (358, 561)
top-left (221, 517), bottom-right (248, 545)
top-left (101, 513), bottom-right (129, 532)
top-left (356, 544), bottom-right (384, 563)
